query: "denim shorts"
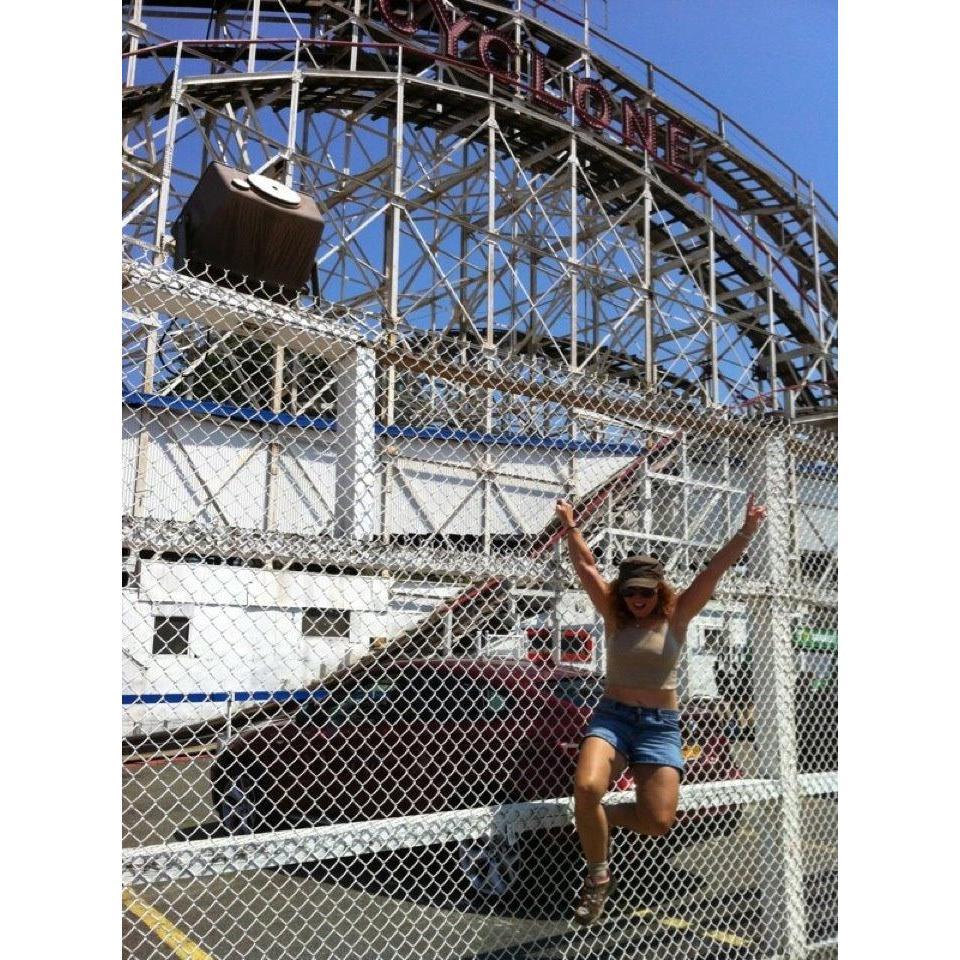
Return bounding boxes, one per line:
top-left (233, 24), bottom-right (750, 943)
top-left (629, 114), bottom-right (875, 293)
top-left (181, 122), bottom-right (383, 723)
top-left (581, 697), bottom-right (684, 774)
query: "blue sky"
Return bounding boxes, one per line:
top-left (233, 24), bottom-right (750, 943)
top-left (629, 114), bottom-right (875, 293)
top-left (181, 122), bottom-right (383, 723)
top-left (588, 0), bottom-right (838, 208)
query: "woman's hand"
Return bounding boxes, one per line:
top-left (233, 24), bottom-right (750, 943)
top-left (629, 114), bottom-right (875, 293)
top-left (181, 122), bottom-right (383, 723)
top-left (555, 499), bottom-right (576, 528)
top-left (673, 492), bottom-right (768, 628)
top-left (741, 492), bottom-right (768, 537)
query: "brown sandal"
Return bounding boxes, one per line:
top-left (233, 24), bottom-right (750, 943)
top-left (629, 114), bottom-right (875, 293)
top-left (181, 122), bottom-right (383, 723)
top-left (573, 874), bottom-right (617, 925)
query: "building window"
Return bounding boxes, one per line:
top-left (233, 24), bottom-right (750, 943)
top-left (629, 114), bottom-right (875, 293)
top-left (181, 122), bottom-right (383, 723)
top-left (703, 627), bottom-right (728, 653)
top-left (302, 608), bottom-right (351, 638)
top-left (153, 616), bottom-right (190, 656)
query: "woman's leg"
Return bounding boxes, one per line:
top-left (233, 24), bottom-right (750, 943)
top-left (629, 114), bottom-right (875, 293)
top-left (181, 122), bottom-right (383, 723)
top-left (604, 764), bottom-right (680, 836)
top-left (573, 736), bottom-right (628, 867)
top-left (572, 736), bottom-right (628, 924)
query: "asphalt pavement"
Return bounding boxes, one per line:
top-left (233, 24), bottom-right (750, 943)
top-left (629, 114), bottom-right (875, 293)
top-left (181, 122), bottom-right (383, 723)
top-left (121, 752), bottom-right (837, 960)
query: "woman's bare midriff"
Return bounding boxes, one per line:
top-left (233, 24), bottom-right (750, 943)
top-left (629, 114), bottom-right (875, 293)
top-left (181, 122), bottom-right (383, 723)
top-left (602, 683), bottom-right (679, 710)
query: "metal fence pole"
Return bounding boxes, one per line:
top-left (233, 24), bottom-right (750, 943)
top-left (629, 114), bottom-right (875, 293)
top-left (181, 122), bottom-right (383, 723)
top-left (264, 344), bottom-right (285, 531)
top-left (224, 692), bottom-right (234, 744)
top-left (552, 540), bottom-right (563, 665)
top-left (334, 346), bottom-right (379, 541)
top-left (752, 433), bottom-right (806, 957)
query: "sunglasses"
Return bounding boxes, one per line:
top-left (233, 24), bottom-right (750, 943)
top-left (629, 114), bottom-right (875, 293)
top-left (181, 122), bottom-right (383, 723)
top-left (620, 586), bottom-right (657, 599)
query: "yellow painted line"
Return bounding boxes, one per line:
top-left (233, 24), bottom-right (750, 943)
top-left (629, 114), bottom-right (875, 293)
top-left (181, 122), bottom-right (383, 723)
top-left (632, 907), bottom-right (752, 948)
top-left (122, 888), bottom-right (214, 960)
top-left (704, 929), bottom-right (753, 947)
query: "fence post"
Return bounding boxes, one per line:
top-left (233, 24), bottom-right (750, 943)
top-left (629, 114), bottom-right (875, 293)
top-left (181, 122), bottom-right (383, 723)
top-left (751, 433), bottom-right (805, 957)
top-left (333, 345), bottom-right (379, 540)
top-left (224, 692), bottom-right (234, 744)
top-left (552, 540), bottom-right (563, 664)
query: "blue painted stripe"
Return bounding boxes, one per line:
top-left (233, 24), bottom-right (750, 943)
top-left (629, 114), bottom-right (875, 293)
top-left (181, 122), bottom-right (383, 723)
top-left (796, 462), bottom-right (838, 479)
top-left (123, 390), bottom-right (649, 456)
top-left (122, 390), bottom-right (338, 433)
top-left (122, 689), bottom-right (330, 705)
top-left (377, 422), bottom-right (646, 456)
top-left (122, 394), bottom-right (835, 468)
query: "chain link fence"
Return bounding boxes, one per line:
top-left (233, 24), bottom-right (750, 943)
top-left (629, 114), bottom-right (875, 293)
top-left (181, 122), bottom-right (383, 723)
top-left (121, 246), bottom-right (837, 959)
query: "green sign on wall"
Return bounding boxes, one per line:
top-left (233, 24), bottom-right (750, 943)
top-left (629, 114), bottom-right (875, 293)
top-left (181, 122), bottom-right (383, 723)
top-left (793, 628), bottom-right (838, 652)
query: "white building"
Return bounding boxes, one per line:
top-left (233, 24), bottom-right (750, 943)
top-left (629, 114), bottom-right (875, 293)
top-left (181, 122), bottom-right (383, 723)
top-left (121, 334), bottom-right (836, 735)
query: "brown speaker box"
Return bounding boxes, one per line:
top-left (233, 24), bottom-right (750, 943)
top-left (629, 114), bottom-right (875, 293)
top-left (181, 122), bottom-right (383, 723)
top-left (174, 162), bottom-right (323, 297)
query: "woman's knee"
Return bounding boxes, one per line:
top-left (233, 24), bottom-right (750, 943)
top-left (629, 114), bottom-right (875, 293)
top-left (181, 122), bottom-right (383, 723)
top-left (573, 776), bottom-right (607, 807)
top-left (642, 809), bottom-right (676, 836)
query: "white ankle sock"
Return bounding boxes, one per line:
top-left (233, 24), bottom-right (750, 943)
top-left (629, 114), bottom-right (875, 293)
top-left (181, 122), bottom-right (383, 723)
top-left (587, 860), bottom-right (610, 883)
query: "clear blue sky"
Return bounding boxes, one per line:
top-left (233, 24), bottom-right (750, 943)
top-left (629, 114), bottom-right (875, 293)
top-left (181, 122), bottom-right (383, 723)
top-left (587, 0), bottom-right (838, 208)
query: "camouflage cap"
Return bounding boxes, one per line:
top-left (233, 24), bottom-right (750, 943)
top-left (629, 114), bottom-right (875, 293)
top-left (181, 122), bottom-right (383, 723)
top-left (617, 554), bottom-right (664, 589)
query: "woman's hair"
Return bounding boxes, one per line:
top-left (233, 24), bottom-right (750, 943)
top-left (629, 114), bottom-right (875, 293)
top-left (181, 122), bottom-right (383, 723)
top-left (610, 577), bottom-right (678, 627)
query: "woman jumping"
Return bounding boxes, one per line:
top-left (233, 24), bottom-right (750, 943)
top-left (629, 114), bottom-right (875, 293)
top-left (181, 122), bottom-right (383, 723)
top-left (555, 494), bottom-right (767, 925)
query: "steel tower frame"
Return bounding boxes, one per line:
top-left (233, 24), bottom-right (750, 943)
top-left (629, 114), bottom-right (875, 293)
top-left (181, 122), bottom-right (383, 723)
top-left (122, 0), bottom-right (837, 421)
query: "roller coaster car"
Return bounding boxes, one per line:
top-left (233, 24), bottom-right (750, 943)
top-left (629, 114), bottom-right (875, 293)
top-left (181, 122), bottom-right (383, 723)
top-left (173, 161), bottom-right (323, 299)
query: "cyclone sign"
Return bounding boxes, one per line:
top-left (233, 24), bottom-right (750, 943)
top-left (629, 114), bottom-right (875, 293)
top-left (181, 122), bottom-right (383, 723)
top-left (375, 0), bottom-right (696, 173)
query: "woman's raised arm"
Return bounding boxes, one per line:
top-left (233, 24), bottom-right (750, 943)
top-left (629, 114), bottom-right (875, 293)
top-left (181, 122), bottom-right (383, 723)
top-left (555, 500), bottom-right (618, 622)
top-left (672, 493), bottom-right (768, 631)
